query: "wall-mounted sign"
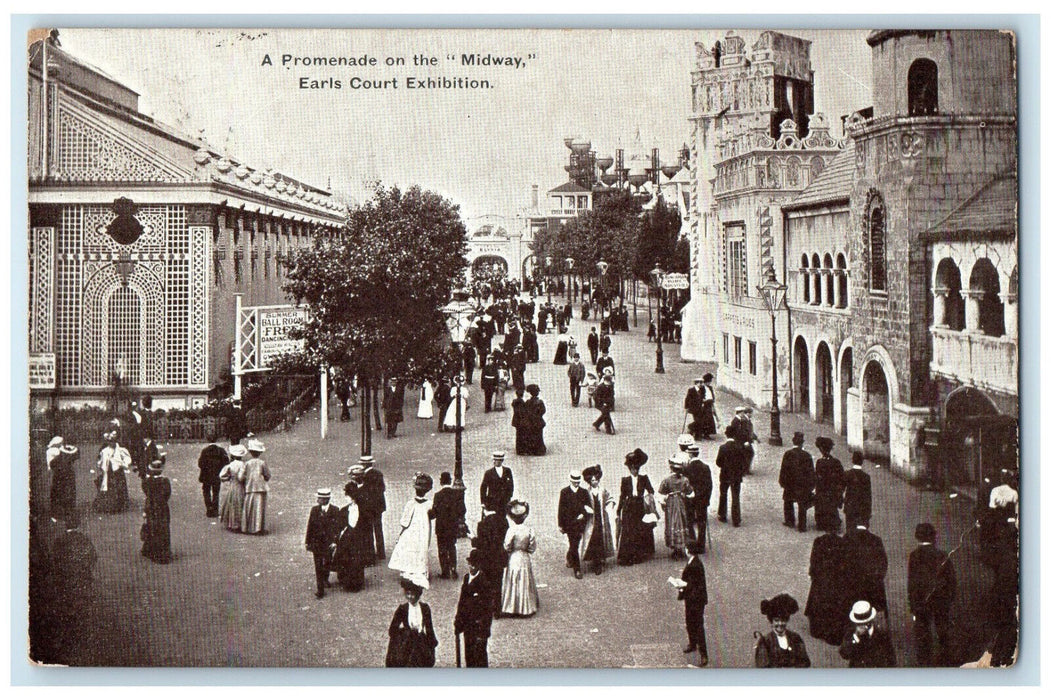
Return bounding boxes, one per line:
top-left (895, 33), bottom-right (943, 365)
top-left (661, 273), bottom-right (690, 290)
top-left (29, 352), bottom-right (56, 389)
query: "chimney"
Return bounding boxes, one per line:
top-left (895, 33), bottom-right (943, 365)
top-left (531, 185), bottom-right (539, 209)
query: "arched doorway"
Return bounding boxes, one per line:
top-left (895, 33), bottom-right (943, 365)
top-left (815, 341), bottom-right (834, 424)
top-left (470, 255), bottom-right (509, 277)
top-left (862, 359), bottom-right (891, 461)
top-left (793, 336), bottom-right (810, 414)
top-left (941, 387), bottom-right (1015, 494)
top-left (839, 346), bottom-right (853, 436)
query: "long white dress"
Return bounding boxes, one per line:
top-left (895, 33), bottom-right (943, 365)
top-left (417, 381), bottom-right (434, 419)
top-left (501, 522), bottom-right (539, 616)
top-left (388, 496), bottom-right (433, 580)
top-left (442, 386), bottom-right (469, 430)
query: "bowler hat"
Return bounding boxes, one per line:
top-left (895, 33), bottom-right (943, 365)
top-left (624, 448), bottom-right (648, 469)
top-left (849, 600), bottom-right (878, 624)
top-left (466, 549), bottom-right (485, 567)
top-left (914, 522), bottom-right (936, 543)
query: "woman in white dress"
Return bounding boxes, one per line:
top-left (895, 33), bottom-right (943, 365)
top-left (93, 429), bottom-right (131, 514)
top-left (501, 501), bottom-right (539, 616)
top-left (219, 444), bottom-right (247, 532)
top-left (417, 380), bottom-right (434, 420)
top-left (442, 380), bottom-right (470, 432)
top-left (388, 472), bottom-right (435, 581)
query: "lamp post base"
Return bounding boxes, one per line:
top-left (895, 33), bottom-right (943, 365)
top-left (655, 346), bottom-right (665, 374)
top-left (768, 408), bottom-right (783, 446)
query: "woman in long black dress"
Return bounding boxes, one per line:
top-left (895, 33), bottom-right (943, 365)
top-left (617, 448), bottom-right (655, 566)
top-left (93, 429), bottom-right (131, 514)
top-left (813, 436), bottom-right (845, 532)
top-left (333, 489), bottom-right (371, 592)
top-left (522, 384), bottom-right (547, 456)
top-left (804, 520), bottom-right (847, 645)
top-left (141, 460), bottom-right (172, 564)
top-left (385, 575), bottom-right (438, 667)
top-left (49, 441), bottom-right (79, 524)
top-left (510, 389), bottom-right (527, 455)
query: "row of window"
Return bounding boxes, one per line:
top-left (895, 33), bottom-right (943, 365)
top-left (934, 256), bottom-right (1015, 337)
top-left (799, 252), bottom-right (849, 308)
top-left (723, 333), bottom-right (758, 376)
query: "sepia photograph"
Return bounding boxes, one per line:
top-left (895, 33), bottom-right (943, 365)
top-left (22, 24), bottom-right (1020, 671)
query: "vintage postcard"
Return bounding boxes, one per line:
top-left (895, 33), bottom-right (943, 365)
top-left (25, 27), bottom-right (1019, 670)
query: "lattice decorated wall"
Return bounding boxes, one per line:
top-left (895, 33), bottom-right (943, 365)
top-left (31, 203), bottom-right (209, 390)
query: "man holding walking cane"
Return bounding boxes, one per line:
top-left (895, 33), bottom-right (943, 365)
top-left (683, 444), bottom-right (714, 554)
top-left (454, 549), bottom-right (494, 667)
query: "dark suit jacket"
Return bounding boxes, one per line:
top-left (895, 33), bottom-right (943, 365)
top-left (679, 556), bottom-right (708, 607)
top-left (475, 512), bottom-right (509, 570)
top-left (454, 572), bottom-right (493, 637)
top-left (716, 440), bottom-right (748, 484)
top-left (842, 468), bottom-right (872, 522)
top-left (595, 356), bottom-right (615, 376)
top-left (197, 444), bottom-right (228, 484)
top-left (305, 504), bottom-right (343, 553)
top-left (360, 468), bottom-right (387, 517)
top-left (908, 544), bottom-right (957, 616)
top-left (558, 486), bottom-right (589, 533)
top-left (684, 386), bottom-right (704, 415)
top-left (431, 486), bottom-right (466, 543)
top-left (842, 526), bottom-right (889, 610)
top-left (839, 628), bottom-right (896, 668)
top-left (779, 447), bottom-right (816, 501)
top-left (479, 467), bottom-right (514, 514)
top-left (728, 416), bottom-right (756, 443)
top-left (593, 382), bottom-right (614, 411)
top-left (587, 332), bottom-right (599, 352)
top-left (599, 334), bottom-right (612, 353)
top-left (683, 459), bottom-right (714, 507)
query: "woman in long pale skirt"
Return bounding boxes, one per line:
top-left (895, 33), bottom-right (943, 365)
top-left (241, 439), bottom-right (270, 535)
top-left (388, 473), bottom-right (434, 581)
top-left (219, 445), bottom-right (247, 532)
top-left (501, 501), bottom-right (539, 616)
top-left (442, 384), bottom-right (469, 432)
top-left (658, 457), bottom-right (694, 558)
top-left (93, 430), bottom-right (131, 514)
top-left (416, 381), bottom-right (434, 419)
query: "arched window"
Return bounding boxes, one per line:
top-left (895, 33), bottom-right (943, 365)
top-left (800, 254), bottom-right (810, 303)
top-left (866, 191), bottom-right (888, 292)
top-left (908, 59), bottom-right (939, 116)
top-left (935, 258), bottom-right (965, 330)
top-left (970, 258), bottom-right (1004, 336)
top-left (836, 253), bottom-right (849, 308)
top-left (809, 156), bottom-right (825, 182)
top-left (823, 253), bottom-right (835, 306)
top-left (811, 253), bottom-right (822, 304)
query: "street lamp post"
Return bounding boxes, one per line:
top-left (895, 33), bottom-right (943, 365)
top-left (443, 292), bottom-right (475, 489)
top-left (597, 259), bottom-right (609, 324)
top-left (545, 255), bottom-right (553, 303)
top-left (565, 257), bottom-right (575, 303)
top-left (758, 268), bottom-right (788, 446)
top-left (650, 266), bottom-right (666, 374)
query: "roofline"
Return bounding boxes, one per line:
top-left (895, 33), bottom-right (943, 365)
top-left (782, 196), bottom-right (850, 213)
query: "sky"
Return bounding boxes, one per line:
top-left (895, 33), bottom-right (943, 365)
top-left (59, 28), bottom-right (872, 228)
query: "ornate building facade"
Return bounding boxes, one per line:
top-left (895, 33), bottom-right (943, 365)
top-left (684, 29), bottom-right (1018, 486)
top-left (28, 41), bottom-right (346, 410)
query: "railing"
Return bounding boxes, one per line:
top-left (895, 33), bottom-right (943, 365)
top-left (930, 327), bottom-right (1018, 396)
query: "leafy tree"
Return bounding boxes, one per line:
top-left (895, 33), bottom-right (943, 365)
top-left (280, 183), bottom-right (469, 392)
top-left (636, 195), bottom-right (685, 277)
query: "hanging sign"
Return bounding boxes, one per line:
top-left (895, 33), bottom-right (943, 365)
top-left (661, 273), bottom-right (690, 290)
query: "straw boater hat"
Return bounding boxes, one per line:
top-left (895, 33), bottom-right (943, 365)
top-left (624, 448), bottom-right (648, 470)
top-left (228, 444), bottom-right (248, 458)
top-left (668, 455), bottom-right (686, 471)
top-left (693, 377), bottom-right (704, 384)
top-left (492, 451), bottom-right (506, 463)
top-left (568, 470), bottom-right (582, 483)
top-left (246, 438), bottom-right (266, 453)
top-left (849, 600), bottom-right (878, 624)
top-left (316, 488), bottom-right (332, 500)
top-left (686, 443), bottom-right (700, 456)
top-left (60, 444), bottom-right (79, 456)
top-left (359, 455), bottom-right (374, 466)
top-left (347, 465), bottom-right (365, 479)
top-left (760, 593), bottom-right (800, 621)
top-left (735, 406), bottom-right (747, 414)
top-left (147, 459), bottom-right (165, 474)
top-left (677, 434), bottom-right (694, 449)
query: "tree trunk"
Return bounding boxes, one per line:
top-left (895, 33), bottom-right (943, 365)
top-left (360, 382), bottom-right (372, 457)
top-left (372, 385), bottom-right (383, 430)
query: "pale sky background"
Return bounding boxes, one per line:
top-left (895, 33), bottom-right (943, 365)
top-left (59, 28), bottom-right (872, 228)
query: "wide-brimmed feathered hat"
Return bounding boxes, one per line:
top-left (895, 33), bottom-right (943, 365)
top-left (760, 593), bottom-right (800, 621)
top-left (624, 448), bottom-right (648, 469)
top-left (228, 444), bottom-right (248, 458)
top-left (815, 436), bottom-right (835, 453)
top-left (582, 464), bottom-right (602, 481)
top-left (507, 500), bottom-right (530, 522)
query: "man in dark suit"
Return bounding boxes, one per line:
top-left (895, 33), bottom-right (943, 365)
top-left (509, 346), bottom-right (527, 393)
top-left (557, 470), bottom-right (589, 578)
top-left (683, 444), bottom-right (713, 551)
top-left (677, 540), bottom-right (709, 665)
top-left (480, 358), bottom-right (499, 413)
top-left (843, 451), bottom-right (873, 529)
top-left (684, 378), bottom-right (706, 439)
top-left (454, 549), bottom-right (494, 667)
top-left (197, 439), bottom-right (228, 518)
top-left (599, 331), bottom-right (612, 354)
top-left (304, 488), bottom-right (342, 598)
top-left (595, 351), bottom-right (615, 378)
top-left (780, 432), bottom-right (816, 532)
top-left (729, 406), bottom-right (758, 472)
top-left (839, 600), bottom-right (896, 667)
top-left (462, 342), bottom-right (477, 385)
top-left (591, 375), bottom-right (616, 435)
top-left (908, 523), bottom-right (957, 666)
top-left (842, 523), bottom-right (890, 620)
top-left (432, 472), bottom-right (467, 579)
top-left (586, 327), bottom-right (600, 365)
top-left (435, 379), bottom-right (452, 432)
top-left (715, 427), bottom-right (748, 527)
top-left (479, 451), bottom-right (514, 515)
top-left (358, 455), bottom-right (386, 562)
top-left (474, 506), bottom-right (510, 613)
